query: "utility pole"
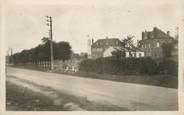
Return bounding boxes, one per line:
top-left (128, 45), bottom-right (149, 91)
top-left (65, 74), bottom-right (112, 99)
top-left (175, 26), bottom-right (179, 39)
top-left (46, 16), bottom-right (54, 70)
top-left (10, 48), bottom-right (13, 64)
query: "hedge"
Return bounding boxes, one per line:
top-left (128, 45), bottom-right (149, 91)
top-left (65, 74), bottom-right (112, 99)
top-left (79, 57), bottom-right (177, 75)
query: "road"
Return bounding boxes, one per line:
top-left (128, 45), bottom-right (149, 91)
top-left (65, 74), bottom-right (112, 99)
top-left (6, 67), bottom-right (178, 111)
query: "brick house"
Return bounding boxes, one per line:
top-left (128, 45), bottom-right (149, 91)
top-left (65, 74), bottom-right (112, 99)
top-left (91, 37), bottom-right (122, 59)
top-left (138, 27), bottom-right (174, 59)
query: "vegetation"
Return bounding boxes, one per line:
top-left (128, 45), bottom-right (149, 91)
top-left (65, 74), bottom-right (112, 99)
top-left (79, 57), bottom-right (178, 76)
top-left (111, 35), bottom-right (138, 59)
top-left (162, 39), bottom-right (177, 58)
top-left (12, 38), bottom-right (72, 64)
top-left (78, 57), bottom-right (177, 88)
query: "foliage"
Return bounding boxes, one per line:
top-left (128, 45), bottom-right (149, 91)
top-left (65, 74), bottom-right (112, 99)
top-left (112, 35), bottom-right (137, 59)
top-left (12, 39), bottom-right (72, 64)
top-left (111, 49), bottom-right (126, 59)
top-left (162, 42), bottom-right (175, 58)
top-left (79, 57), bottom-right (158, 75)
top-left (121, 35), bottom-right (136, 49)
top-left (157, 59), bottom-right (178, 76)
top-left (79, 57), bottom-right (177, 75)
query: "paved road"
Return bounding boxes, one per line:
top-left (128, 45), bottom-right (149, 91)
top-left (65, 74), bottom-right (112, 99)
top-left (7, 67), bottom-right (178, 110)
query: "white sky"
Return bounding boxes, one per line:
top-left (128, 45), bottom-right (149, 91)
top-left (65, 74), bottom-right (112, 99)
top-left (3, 0), bottom-right (182, 54)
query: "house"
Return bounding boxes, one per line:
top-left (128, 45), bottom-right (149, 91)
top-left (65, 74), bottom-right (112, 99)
top-left (103, 46), bottom-right (120, 57)
top-left (91, 37), bottom-right (145, 59)
top-left (91, 37), bottom-right (122, 59)
top-left (138, 27), bottom-right (174, 59)
top-left (125, 51), bottom-right (144, 58)
top-left (103, 46), bottom-right (144, 58)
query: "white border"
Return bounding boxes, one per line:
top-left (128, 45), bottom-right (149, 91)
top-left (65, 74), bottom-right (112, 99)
top-left (1, 0), bottom-right (183, 115)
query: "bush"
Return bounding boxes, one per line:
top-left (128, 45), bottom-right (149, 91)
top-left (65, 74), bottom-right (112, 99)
top-left (79, 57), bottom-right (158, 75)
top-left (79, 57), bottom-right (178, 76)
top-left (157, 59), bottom-right (178, 76)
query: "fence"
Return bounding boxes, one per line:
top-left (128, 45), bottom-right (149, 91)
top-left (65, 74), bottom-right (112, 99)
top-left (31, 61), bottom-right (51, 70)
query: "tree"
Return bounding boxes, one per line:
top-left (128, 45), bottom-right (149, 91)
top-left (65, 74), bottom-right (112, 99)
top-left (54, 41), bottom-right (72, 61)
top-left (12, 39), bottom-right (72, 64)
top-left (111, 49), bottom-right (126, 59)
top-left (41, 37), bottom-right (50, 44)
top-left (162, 42), bottom-right (175, 58)
top-left (112, 35), bottom-right (136, 59)
top-left (121, 35), bottom-right (136, 49)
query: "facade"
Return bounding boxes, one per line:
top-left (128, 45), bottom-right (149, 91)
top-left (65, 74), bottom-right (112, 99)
top-left (125, 51), bottom-right (144, 58)
top-left (171, 41), bottom-right (178, 61)
top-left (91, 37), bottom-right (122, 59)
top-left (94, 45), bottom-right (145, 58)
top-left (103, 46), bottom-right (145, 58)
top-left (91, 37), bottom-right (145, 59)
top-left (138, 27), bottom-right (174, 59)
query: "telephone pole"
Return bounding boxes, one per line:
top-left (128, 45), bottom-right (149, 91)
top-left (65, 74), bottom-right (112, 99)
top-left (10, 48), bottom-right (13, 64)
top-left (46, 16), bottom-right (54, 70)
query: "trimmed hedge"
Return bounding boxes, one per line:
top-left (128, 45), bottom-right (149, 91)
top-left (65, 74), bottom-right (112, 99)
top-left (157, 59), bottom-right (178, 76)
top-left (79, 57), bottom-right (178, 75)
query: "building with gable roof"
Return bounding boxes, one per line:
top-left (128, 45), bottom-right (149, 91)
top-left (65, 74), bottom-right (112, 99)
top-left (138, 27), bottom-right (175, 59)
top-left (91, 37), bottom-right (122, 59)
top-left (91, 37), bottom-right (144, 59)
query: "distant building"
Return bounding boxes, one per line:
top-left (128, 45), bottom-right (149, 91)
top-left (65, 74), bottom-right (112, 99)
top-left (91, 37), bottom-right (145, 59)
top-left (87, 39), bottom-right (92, 57)
top-left (138, 27), bottom-right (174, 59)
top-left (125, 50), bottom-right (145, 58)
top-left (103, 46), bottom-right (144, 58)
top-left (91, 37), bottom-right (122, 59)
top-left (171, 40), bottom-right (178, 62)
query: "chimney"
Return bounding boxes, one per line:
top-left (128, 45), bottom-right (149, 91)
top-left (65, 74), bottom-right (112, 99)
top-left (153, 27), bottom-right (157, 31)
top-left (92, 39), bottom-right (94, 44)
top-left (167, 31), bottom-right (170, 36)
top-left (142, 32), bottom-right (145, 40)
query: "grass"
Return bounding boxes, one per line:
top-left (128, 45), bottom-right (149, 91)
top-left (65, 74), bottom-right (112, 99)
top-left (6, 81), bottom-right (66, 111)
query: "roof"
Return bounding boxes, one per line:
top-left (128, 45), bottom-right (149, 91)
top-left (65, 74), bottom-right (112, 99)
top-left (153, 27), bottom-right (171, 38)
top-left (91, 38), bottom-right (122, 48)
top-left (142, 27), bottom-right (174, 40)
top-left (113, 46), bottom-right (143, 52)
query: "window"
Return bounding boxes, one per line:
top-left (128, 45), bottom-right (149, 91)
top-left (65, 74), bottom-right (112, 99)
top-left (156, 42), bottom-right (160, 47)
top-left (148, 44), bottom-right (151, 48)
top-left (139, 53), bottom-right (142, 57)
